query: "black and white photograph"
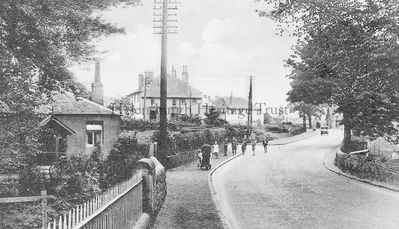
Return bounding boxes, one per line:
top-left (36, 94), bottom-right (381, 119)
top-left (1, 0), bottom-right (399, 228)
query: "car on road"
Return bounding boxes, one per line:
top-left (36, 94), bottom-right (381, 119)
top-left (320, 126), bottom-right (329, 135)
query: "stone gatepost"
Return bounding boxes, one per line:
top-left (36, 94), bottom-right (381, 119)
top-left (137, 158), bottom-right (156, 216)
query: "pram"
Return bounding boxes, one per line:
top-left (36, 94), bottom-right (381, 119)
top-left (199, 144), bottom-right (212, 170)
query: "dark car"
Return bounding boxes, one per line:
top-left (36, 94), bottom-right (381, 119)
top-left (320, 126), bottom-right (329, 135)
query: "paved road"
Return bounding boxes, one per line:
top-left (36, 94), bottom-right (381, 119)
top-left (213, 130), bottom-right (399, 229)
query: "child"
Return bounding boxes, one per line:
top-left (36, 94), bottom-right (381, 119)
top-left (212, 142), bottom-right (219, 159)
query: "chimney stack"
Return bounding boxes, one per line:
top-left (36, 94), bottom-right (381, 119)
top-left (172, 66), bottom-right (176, 77)
top-left (144, 71), bottom-right (154, 85)
top-left (91, 60), bottom-right (104, 105)
top-left (138, 74), bottom-right (144, 90)
top-left (182, 65), bottom-right (188, 83)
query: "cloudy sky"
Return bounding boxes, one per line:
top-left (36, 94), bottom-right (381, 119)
top-left (71, 0), bottom-right (297, 107)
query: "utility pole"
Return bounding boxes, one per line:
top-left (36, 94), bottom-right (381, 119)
top-left (154, 0), bottom-right (178, 159)
top-left (247, 76), bottom-right (253, 134)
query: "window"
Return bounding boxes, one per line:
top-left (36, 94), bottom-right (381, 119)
top-left (180, 99), bottom-right (186, 104)
top-left (172, 99), bottom-right (177, 106)
top-left (86, 124), bottom-right (102, 146)
top-left (192, 99), bottom-right (196, 104)
top-left (151, 98), bottom-right (155, 105)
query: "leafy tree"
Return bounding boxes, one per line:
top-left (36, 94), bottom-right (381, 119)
top-left (108, 97), bottom-right (136, 116)
top-left (260, 0), bottom-right (399, 145)
top-left (205, 106), bottom-right (227, 127)
top-left (0, 0), bottom-right (140, 192)
top-left (289, 102), bottom-right (324, 129)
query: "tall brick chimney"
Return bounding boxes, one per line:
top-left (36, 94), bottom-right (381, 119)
top-left (182, 65), bottom-right (188, 83)
top-left (144, 71), bottom-right (154, 85)
top-left (138, 73), bottom-right (144, 90)
top-left (91, 61), bottom-right (104, 105)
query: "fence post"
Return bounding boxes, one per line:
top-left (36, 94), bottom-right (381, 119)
top-left (41, 190), bottom-right (48, 229)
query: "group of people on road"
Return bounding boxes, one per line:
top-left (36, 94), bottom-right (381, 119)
top-left (200, 132), bottom-right (269, 161)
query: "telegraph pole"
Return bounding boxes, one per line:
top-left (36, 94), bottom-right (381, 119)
top-left (154, 0), bottom-right (178, 159)
top-left (247, 76), bottom-right (253, 134)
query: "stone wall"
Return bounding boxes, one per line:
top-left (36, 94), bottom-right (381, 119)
top-left (135, 156), bottom-right (167, 229)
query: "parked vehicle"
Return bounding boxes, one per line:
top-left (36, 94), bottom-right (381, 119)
top-left (320, 126), bottom-right (329, 135)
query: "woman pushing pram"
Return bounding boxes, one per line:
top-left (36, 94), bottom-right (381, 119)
top-left (198, 143), bottom-right (212, 170)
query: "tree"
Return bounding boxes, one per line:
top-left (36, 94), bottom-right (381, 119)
top-left (205, 107), bottom-right (227, 127)
top-left (108, 97), bottom-right (136, 116)
top-left (0, 0), bottom-right (139, 188)
top-left (289, 102), bottom-right (324, 129)
top-left (260, 0), bottom-right (399, 145)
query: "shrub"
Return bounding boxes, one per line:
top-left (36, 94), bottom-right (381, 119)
top-left (103, 132), bottom-right (149, 188)
top-left (0, 176), bottom-right (19, 198)
top-left (152, 128), bottom-right (226, 169)
top-left (288, 124), bottom-right (305, 135)
top-left (265, 124), bottom-right (289, 133)
top-left (335, 153), bottom-right (399, 187)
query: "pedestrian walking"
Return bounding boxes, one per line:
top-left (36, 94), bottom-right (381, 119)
top-left (241, 141), bottom-right (247, 155)
top-left (232, 137), bottom-right (238, 156)
top-left (251, 140), bottom-right (256, 156)
top-left (262, 138), bottom-right (269, 153)
top-left (212, 141), bottom-right (219, 159)
top-left (223, 138), bottom-right (229, 156)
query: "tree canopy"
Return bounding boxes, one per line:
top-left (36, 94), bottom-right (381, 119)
top-left (0, 0), bottom-right (140, 173)
top-left (260, 0), bottom-right (399, 140)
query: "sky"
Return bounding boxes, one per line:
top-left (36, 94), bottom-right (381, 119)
top-left (70, 0), bottom-right (297, 107)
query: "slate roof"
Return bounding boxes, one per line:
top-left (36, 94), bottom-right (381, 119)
top-left (39, 92), bottom-right (115, 115)
top-left (145, 75), bottom-right (202, 98)
top-left (213, 96), bottom-right (248, 109)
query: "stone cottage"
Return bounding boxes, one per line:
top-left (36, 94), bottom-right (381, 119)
top-left (39, 62), bottom-right (120, 161)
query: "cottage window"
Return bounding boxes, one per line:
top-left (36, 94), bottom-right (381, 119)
top-left (87, 124), bottom-right (102, 146)
top-left (180, 99), bottom-right (186, 104)
top-left (151, 98), bottom-right (155, 105)
top-left (172, 99), bottom-right (176, 106)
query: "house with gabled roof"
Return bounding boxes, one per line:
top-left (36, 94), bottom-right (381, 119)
top-left (38, 62), bottom-right (121, 162)
top-left (212, 95), bottom-right (264, 126)
top-left (127, 66), bottom-right (207, 121)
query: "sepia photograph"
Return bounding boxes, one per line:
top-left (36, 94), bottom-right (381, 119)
top-left (1, 0), bottom-right (399, 228)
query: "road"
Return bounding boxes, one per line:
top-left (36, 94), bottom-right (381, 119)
top-left (213, 130), bottom-right (399, 229)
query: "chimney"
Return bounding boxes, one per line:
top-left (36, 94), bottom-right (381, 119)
top-left (138, 73), bottom-right (144, 90)
top-left (144, 71), bottom-right (153, 85)
top-left (230, 91), bottom-right (233, 105)
top-left (182, 65), bottom-right (188, 83)
top-left (172, 65), bottom-right (176, 77)
top-left (91, 60), bottom-right (104, 105)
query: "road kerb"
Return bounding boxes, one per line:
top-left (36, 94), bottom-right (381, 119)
top-left (208, 154), bottom-right (242, 229)
top-left (324, 145), bottom-right (399, 193)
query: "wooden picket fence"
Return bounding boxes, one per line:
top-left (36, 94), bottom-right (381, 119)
top-left (46, 172), bottom-right (143, 229)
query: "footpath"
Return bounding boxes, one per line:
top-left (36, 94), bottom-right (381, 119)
top-left (152, 130), bottom-right (318, 229)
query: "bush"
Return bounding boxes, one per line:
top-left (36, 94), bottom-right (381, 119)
top-left (152, 128), bottom-right (226, 169)
top-left (335, 153), bottom-right (399, 187)
top-left (103, 132), bottom-right (149, 188)
top-left (0, 176), bottom-right (19, 198)
top-left (265, 124), bottom-right (289, 133)
top-left (288, 124), bottom-right (305, 135)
